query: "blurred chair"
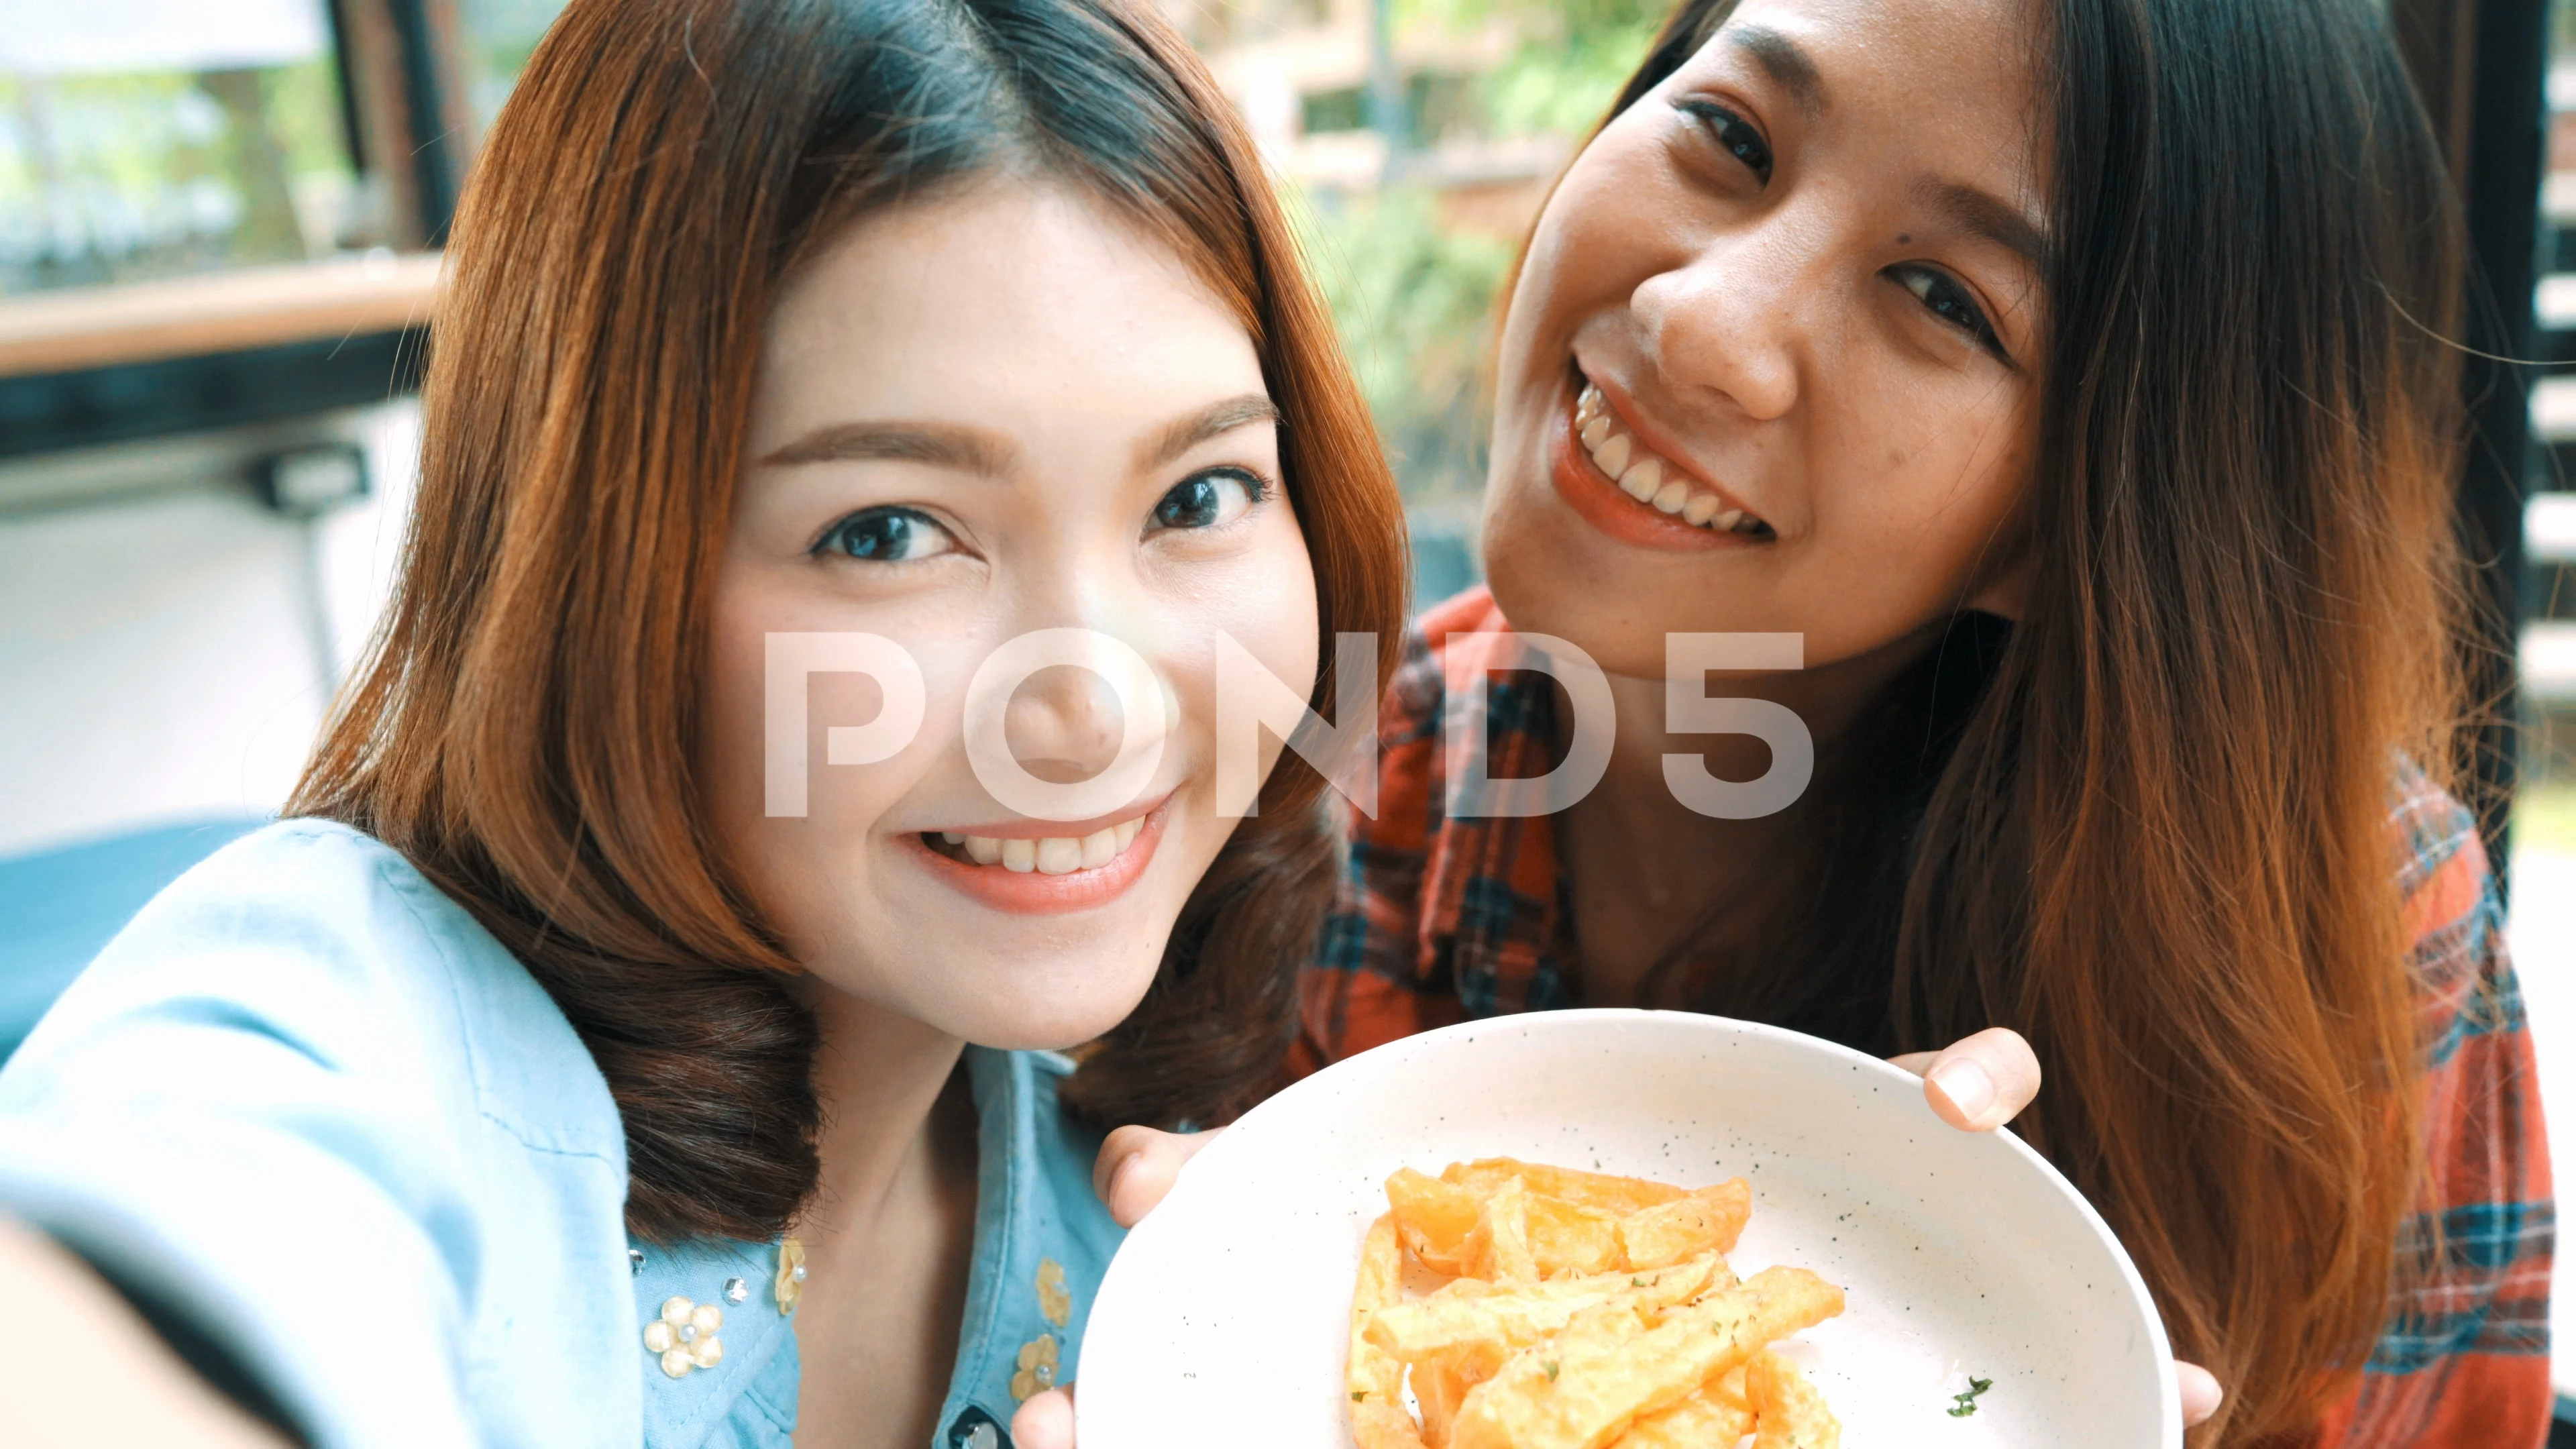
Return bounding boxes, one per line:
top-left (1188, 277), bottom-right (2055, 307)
top-left (0, 816), bottom-right (268, 1063)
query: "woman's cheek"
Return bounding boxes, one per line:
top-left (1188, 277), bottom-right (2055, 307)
top-left (1175, 522), bottom-right (1322, 800)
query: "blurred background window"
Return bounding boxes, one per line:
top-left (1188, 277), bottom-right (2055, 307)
top-left (0, 0), bottom-right (381, 296)
top-left (453, 0), bottom-right (573, 140)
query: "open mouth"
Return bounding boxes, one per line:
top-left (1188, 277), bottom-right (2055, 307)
top-left (1572, 374), bottom-right (1774, 539)
top-left (921, 816), bottom-right (1148, 876)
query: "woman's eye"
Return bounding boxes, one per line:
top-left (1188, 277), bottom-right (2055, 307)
top-left (1677, 100), bottom-right (1772, 183)
top-left (1892, 264), bottom-right (2004, 356)
top-left (814, 506), bottom-right (957, 562)
top-left (1150, 467), bottom-right (1267, 532)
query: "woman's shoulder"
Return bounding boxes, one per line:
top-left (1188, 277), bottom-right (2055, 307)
top-left (10, 816), bottom-right (622, 1161)
top-left (2382, 771), bottom-right (2507, 1024)
top-left (0, 817), bottom-right (641, 1446)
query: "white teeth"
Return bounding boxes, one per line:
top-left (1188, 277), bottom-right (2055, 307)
top-left (947, 816), bottom-right (1151, 873)
top-left (1577, 384), bottom-right (1766, 537)
top-left (1593, 433), bottom-right (1632, 477)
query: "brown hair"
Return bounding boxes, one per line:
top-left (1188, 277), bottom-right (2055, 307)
top-left (1587, 0), bottom-right (2473, 1442)
top-left (288, 0), bottom-right (1405, 1242)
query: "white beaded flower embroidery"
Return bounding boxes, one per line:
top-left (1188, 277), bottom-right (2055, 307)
top-left (643, 1295), bottom-right (725, 1379)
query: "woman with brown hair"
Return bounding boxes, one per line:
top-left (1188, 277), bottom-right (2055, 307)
top-left (0, 0), bottom-right (1403, 1444)
top-left (1063, 0), bottom-right (2552, 1445)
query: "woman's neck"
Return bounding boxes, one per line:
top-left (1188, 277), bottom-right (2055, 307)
top-left (1556, 626), bottom-right (1937, 1007)
top-left (798, 988), bottom-right (971, 1232)
top-left (788, 984), bottom-right (981, 1449)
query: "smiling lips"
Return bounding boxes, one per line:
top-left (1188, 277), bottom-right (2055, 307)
top-left (914, 805), bottom-right (1165, 915)
top-left (932, 818), bottom-right (1146, 874)
top-left (1572, 378), bottom-right (1771, 537)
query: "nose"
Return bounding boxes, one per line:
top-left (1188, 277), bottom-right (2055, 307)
top-left (1630, 221), bottom-right (1815, 423)
top-left (1000, 662), bottom-right (1130, 786)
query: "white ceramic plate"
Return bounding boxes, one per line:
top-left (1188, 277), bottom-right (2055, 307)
top-left (1077, 1008), bottom-right (2179, 1447)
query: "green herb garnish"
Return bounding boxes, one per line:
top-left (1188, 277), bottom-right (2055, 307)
top-left (1543, 1360), bottom-right (1560, 1381)
top-left (1946, 1376), bottom-right (1994, 1417)
top-left (1352, 1390), bottom-right (1368, 1402)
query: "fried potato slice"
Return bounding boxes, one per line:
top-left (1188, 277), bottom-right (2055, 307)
top-left (1442, 1159), bottom-right (1692, 1216)
top-left (1348, 1211), bottom-right (1421, 1448)
top-left (1389, 1168), bottom-right (1485, 1273)
top-left (1460, 1177), bottom-right (1540, 1283)
top-left (1748, 1350), bottom-right (1841, 1449)
top-left (1446, 1266), bottom-right (1847, 1449)
top-left (1617, 1179), bottom-right (1753, 1271)
top-left (1413, 1342), bottom-right (1507, 1449)
top-left (1523, 1191), bottom-right (1625, 1279)
top-left (1364, 1254), bottom-right (1731, 1360)
top-left (1608, 1381), bottom-right (1757, 1449)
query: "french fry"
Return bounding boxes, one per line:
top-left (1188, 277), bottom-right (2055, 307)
top-left (1748, 1350), bottom-right (1841, 1449)
top-left (1446, 1266), bottom-right (1846, 1449)
top-left (1413, 1342), bottom-right (1507, 1449)
top-left (1442, 1158), bottom-right (1690, 1215)
top-left (1448, 1297), bottom-right (1655, 1449)
top-left (1460, 1177), bottom-right (1540, 1283)
top-left (1348, 1213), bottom-right (1424, 1448)
top-left (1617, 1179), bottom-right (1753, 1271)
top-left (1365, 1254), bottom-right (1730, 1360)
top-left (1389, 1168), bottom-right (1485, 1273)
top-left (1523, 1191), bottom-right (1625, 1278)
top-left (1608, 1385), bottom-right (1757, 1448)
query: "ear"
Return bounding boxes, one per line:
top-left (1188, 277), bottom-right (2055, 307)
top-left (1963, 550), bottom-right (2035, 623)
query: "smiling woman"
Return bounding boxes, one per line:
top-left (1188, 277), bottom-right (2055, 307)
top-left (0, 0), bottom-right (1405, 1445)
top-left (1275, 0), bottom-right (2546, 1446)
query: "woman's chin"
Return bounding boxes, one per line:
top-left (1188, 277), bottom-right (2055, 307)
top-left (945, 980), bottom-right (1157, 1055)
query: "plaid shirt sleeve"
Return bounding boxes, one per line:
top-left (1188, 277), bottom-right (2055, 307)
top-left (2313, 781), bottom-right (2555, 1448)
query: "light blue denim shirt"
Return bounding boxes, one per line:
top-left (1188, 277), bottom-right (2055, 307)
top-left (0, 820), bottom-right (1122, 1448)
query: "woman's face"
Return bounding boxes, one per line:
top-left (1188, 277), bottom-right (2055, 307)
top-left (700, 184), bottom-right (1319, 1049)
top-left (1484, 0), bottom-right (2044, 679)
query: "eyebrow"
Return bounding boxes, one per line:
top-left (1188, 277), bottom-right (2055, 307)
top-left (756, 419), bottom-right (1019, 475)
top-left (1725, 24), bottom-right (1825, 119)
top-left (1135, 393), bottom-right (1280, 472)
top-left (1911, 177), bottom-right (2051, 268)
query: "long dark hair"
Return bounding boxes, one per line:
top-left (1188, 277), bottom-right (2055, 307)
top-left (288, 0), bottom-right (1405, 1243)
top-left (1590, 1), bottom-right (2473, 1442)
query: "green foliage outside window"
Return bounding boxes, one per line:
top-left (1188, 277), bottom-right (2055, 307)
top-left (1292, 184), bottom-right (1515, 500)
top-left (1287, 0), bottom-right (1665, 502)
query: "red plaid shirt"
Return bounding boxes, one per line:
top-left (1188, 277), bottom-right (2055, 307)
top-left (1296, 586), bottom-right (2555, 1446)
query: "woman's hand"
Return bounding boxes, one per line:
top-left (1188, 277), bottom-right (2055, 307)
top-left (1012, 1125), bottom-right (1223, 1448)
top-left (1889, 1028), bottom-right (2222, 1428)
top-left (1018, 1030), bottom-right (2222, 1444)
